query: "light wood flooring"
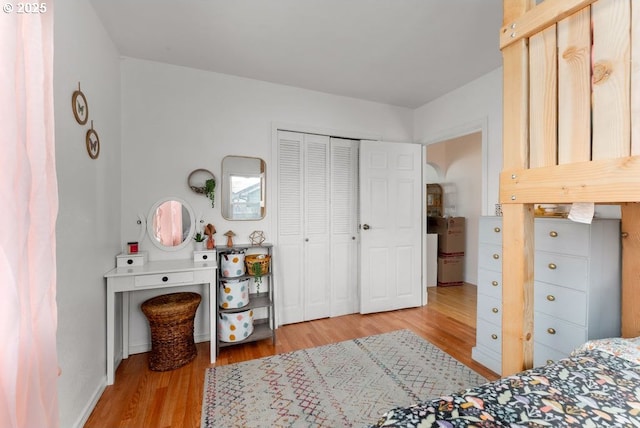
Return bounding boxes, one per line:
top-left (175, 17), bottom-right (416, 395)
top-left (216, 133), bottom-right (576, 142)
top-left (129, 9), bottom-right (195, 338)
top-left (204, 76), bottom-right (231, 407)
top-left (85, 283), bottom-right (498, 427)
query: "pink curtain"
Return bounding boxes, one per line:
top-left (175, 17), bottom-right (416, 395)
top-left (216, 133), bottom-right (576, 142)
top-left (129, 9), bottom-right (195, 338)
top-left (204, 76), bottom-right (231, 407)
top-left (0, 3), bottom-right (59, 428)
top-left (153, 201), bottom-right (183, 246)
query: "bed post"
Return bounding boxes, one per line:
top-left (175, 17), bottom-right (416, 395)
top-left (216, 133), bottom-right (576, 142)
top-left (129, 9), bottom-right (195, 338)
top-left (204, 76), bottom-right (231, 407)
top-left (501, 0), bottom-right (535, 376)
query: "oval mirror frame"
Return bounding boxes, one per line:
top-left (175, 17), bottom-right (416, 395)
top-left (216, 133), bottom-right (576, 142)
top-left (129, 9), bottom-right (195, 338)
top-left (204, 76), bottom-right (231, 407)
top-left (221, 156), bottom-right (266, 221)
top-left (146, 197), bottom-right (195, 251)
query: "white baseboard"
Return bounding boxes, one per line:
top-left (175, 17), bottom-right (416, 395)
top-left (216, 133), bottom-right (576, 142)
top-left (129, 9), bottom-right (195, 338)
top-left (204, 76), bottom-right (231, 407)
top-left (72, 378), bottom-right (106, 428)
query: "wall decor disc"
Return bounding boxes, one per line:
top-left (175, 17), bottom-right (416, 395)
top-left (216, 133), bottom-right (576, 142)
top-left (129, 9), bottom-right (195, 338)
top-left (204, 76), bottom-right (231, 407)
top-left (72, 82), bottom-right (88, 125)
top-left (86, 121), bottom-right (100, 159)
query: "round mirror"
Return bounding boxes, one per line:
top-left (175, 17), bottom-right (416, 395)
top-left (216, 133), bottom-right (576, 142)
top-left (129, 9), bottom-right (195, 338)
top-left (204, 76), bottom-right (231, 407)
top-left (146, 197), bottom-right (195, 251)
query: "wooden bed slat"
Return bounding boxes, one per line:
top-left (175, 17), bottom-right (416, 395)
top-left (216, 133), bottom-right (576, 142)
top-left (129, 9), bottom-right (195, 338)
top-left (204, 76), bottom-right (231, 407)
top-left (500, 156), bottom-right (640, 204)
top-left (557, 7), bottom-right (591, 164)
top-left (529, 25), bottom-right (557, 168)
top-left (592, 0), bottom-right (631, 160)
top-left (500, 0), bottom-right (597, 49)
top-left (502, 26), bottom-right (533, 375)
top-left (631, 0), bottom-right (639, 155)
top-left (621, 204), bottom-right (640, 337)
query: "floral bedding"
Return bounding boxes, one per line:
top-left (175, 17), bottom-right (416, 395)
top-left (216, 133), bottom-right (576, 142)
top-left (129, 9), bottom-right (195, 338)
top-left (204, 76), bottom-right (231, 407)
top-left (371, 338), bottom-right (640, 427)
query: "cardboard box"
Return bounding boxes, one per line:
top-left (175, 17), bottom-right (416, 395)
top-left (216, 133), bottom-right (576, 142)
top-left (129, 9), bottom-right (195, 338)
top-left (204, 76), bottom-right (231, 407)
top-left (437, 254), bottom-right (464, 287)
top-left (428, 216), bottom-right (465, 254)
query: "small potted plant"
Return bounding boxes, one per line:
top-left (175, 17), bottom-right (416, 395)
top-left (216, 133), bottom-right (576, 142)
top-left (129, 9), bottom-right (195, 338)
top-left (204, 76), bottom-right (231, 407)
top-left (193, 231), bottom-right (206, 250)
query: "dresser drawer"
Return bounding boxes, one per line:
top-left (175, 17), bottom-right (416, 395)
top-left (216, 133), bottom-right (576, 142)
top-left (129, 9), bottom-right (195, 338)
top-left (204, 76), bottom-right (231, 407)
top-left (534, 312), bottom-right (587, 355)
top-left (535, 219), bottom-right (590, 257)
top-left (479, 217), bottom-right (502, 245)
top-left (477, 293), bottom-right (501, 326)
top-left (534, 341), bottom-right (570, 367)
top-left (534, 252), bottom-right (588, 291)
top-left (477, 269), bottom-right (501, 299)
top-left (134, 271), bottom-right (195, 288)
top-left (534, 282), bottom-right (587, 326)
top-left (476, 318), bottom-right (501, 355)
top-left (478, 244), bottom-right (502, 272)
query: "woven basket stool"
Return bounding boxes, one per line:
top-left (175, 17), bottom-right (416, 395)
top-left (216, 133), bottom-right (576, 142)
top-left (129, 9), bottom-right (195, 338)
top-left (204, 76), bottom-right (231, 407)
top-left (141, 292), bottom-right (201, 371)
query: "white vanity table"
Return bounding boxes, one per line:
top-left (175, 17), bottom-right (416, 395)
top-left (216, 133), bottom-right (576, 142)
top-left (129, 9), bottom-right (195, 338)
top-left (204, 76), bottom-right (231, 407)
top-left (103, 259), bottom-right (217, 385)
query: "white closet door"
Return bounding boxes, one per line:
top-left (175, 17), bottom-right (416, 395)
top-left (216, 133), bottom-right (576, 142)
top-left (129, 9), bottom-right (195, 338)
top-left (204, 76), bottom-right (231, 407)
top-left (303, 134), bottom-right (331, 320)
top-left (360, 140), bottom-right (422, 314)
top-left (277, 131), bottom-right (305, 324)
top-left (330, 138), bottom-right (359, 317)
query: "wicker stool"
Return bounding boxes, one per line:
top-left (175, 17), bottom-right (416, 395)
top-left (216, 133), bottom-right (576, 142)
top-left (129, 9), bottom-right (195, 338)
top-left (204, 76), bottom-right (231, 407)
top-left (141, 292), bottom-right (201, 371)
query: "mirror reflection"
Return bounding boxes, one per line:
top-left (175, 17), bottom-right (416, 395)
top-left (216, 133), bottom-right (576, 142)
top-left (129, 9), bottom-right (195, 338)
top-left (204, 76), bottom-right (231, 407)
top-left (221, 156), bottom-right (266, 220)
top-left (147, 198), bottom-right (194, 250)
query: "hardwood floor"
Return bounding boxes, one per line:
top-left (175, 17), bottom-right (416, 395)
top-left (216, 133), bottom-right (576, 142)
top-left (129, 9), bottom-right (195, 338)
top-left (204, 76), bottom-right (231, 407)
top-left (84, 283), bottom-right (498, 427)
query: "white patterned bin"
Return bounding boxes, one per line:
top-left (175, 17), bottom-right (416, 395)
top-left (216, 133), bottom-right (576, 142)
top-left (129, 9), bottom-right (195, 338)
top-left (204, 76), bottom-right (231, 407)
top-left (220, 252), bottom-right (246, 278)
top-left (218, 309), bottom-right (254, 342)
top-left (218, 278), bottom-right (250, 309)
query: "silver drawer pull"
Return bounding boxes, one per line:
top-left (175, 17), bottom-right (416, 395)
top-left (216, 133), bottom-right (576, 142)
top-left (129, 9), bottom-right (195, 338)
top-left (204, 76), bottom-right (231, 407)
top-left (493, 254), bottom-right (500, 260)
top-left (547, 328), bottom-right (556, 335)
top-left (494, 227), bottom-right (501, 233)
top-left (491, 334), bottom-right (498, 340)
top-left (491, 281), bottom-right (499, 287)
top-left (549, 231), bottom-right (558, 238)
top-left (546, 295), bottom-right (556, 301)
top-left (548, 263), bottom-right (557, 270)
top-left (492, 307), bottom-right (499, 313)
top-left (546, 359), bottom-right (554, 365)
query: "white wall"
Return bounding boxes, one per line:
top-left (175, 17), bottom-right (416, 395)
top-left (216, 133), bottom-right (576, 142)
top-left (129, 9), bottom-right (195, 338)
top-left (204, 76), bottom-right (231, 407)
top-left (54, 0), bottom-right (122, 426)
top-left (119, 57), bottom-right (414, 354)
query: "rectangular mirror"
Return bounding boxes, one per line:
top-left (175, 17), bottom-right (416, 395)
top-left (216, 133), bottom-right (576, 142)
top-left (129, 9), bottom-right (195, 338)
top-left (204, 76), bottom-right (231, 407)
top-left (221, 156), bottom-right (266, 220)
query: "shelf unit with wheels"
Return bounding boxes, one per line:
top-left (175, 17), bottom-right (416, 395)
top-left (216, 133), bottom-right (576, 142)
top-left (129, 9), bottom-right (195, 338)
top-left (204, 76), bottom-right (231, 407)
top-left (216, 244), bottom-right (275, 353)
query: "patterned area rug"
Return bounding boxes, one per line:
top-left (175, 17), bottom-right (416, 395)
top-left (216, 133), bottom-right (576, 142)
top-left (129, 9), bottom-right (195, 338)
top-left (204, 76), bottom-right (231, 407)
top-left (201, 329), bottom-right (487, 427)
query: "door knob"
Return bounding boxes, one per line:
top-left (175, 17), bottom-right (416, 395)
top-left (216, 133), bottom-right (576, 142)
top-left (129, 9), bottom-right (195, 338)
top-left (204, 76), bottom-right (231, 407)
top-left (362, 224), bottom-right (370, 230)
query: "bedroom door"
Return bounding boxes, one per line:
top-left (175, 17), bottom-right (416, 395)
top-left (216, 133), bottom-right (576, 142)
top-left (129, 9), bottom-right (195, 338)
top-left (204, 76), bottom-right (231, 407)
top-left (359, 140), bottom-right (422, 313)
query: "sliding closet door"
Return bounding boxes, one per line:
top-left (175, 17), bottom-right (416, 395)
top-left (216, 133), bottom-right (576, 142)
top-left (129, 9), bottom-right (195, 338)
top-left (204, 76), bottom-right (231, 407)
top-left (330, 138), bottom-right (359, 317)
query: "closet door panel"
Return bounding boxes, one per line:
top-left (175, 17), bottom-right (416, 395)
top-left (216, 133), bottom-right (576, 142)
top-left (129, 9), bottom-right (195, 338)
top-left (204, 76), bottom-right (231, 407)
top-left (330, 138), bottom-right (359, 317)
top-left (303, 134), bottom-right (331, 320)
top-left (277, 131), bottom-right (305, 324)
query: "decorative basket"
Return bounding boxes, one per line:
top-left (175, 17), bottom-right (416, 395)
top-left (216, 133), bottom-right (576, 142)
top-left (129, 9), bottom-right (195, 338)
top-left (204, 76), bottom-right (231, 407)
top-left (221, 252), bottom-right (246, 277)
top-left (245, 254), bottom-right (271, 276)
top-left (218, 309), bottom-right (254, 342)
top-left (219, 278), bottom-right (250, 309)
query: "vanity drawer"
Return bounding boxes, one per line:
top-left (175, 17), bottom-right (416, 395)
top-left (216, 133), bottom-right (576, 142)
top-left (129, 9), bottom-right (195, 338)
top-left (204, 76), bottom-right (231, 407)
top-left (477, 269), bottom-right (501, 299)
top-left (534, 281), bottom-right (586, 326)
top-left (194, 250), bottom-right (217, 262)
top-left (535, 219), bottom-right (590, 257)
top-left (534, 252), bottom-right (588, 291)
top-left (477, 293), bottom-right (502, 326)
top-left (479, 217), bottom-right (502, 245)
top-left (478, 244), bottom-right (502, 272)
top-left (534, 312), bottom-right (586, 355)
top-left (134, 271), bottom-right (194, 288)
top-left (116, 252), bottom-right (148, 267)
top-left (476, 318), bottom-right (502, 355)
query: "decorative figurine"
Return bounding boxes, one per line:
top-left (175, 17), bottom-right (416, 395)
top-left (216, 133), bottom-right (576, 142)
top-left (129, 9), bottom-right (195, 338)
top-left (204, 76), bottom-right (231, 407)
top-left (204, 223), bottom-right (216, 249)
top-left (249, 230), bottom-right (266, 246)
top-left (224, 230), bottom-right (236, 247)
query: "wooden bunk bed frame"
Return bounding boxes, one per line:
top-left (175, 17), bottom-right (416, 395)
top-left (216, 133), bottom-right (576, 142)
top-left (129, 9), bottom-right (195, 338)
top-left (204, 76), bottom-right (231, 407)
top-left (500, 0), bottom-right (640, 376)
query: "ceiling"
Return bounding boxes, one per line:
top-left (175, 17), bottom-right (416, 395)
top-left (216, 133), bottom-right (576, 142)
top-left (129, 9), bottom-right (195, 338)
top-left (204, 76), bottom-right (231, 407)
top-left (89, 0), bottom-right (504, 109)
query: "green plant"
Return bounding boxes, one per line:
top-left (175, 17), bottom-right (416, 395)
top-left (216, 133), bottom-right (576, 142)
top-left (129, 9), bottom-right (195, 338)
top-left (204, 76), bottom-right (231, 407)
top-left (252, 261), bottom-right (263, 293)
top-left (205, 178), bottom-right (216, 208)
top-left (193, 232), bottom-right (205, 242)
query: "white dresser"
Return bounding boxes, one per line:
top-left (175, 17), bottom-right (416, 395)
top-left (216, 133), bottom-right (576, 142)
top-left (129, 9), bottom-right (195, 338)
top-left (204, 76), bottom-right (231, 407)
top-left (472, 216), bottom-right (621, 374)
